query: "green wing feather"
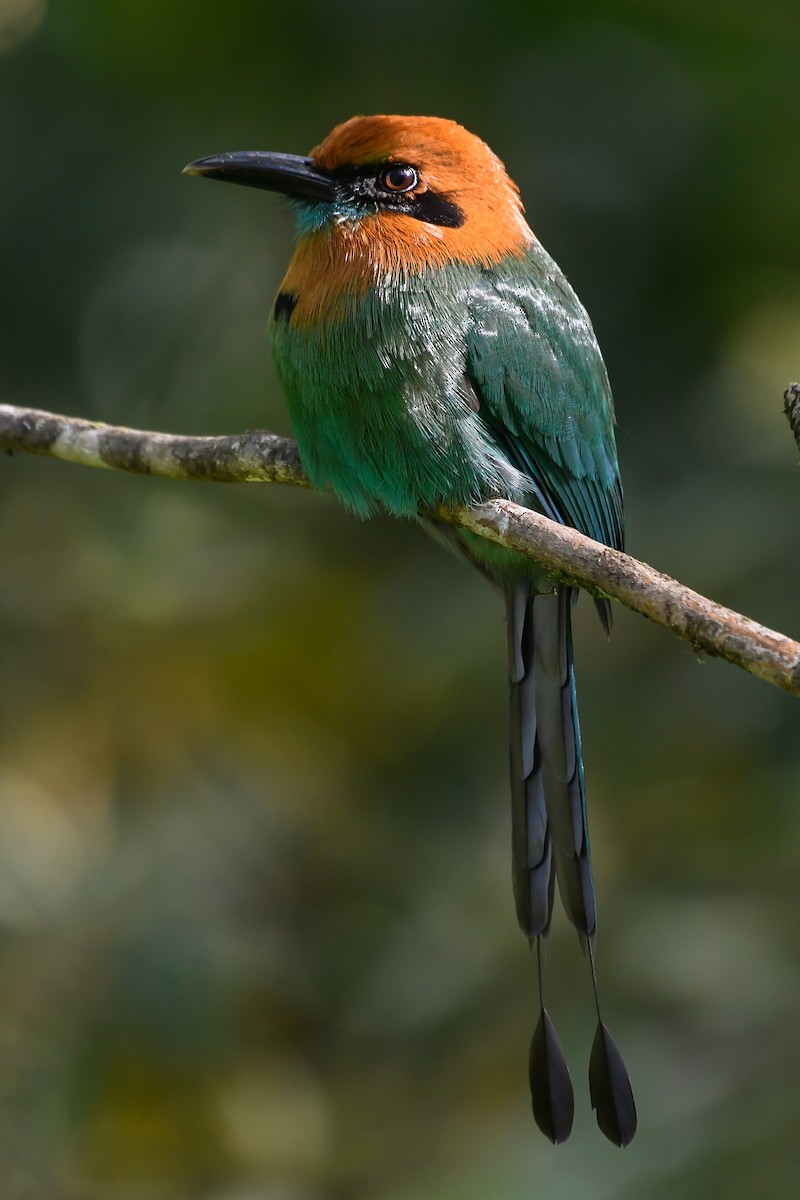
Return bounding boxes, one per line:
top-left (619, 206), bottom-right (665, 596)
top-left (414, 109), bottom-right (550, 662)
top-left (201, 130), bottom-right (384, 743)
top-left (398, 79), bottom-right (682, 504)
top-left (466, 242), bottom-right (623, 554)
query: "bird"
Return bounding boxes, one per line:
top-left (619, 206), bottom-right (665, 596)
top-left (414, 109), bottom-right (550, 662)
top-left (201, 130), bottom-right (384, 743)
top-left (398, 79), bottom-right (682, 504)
top-left (184, 115), bottom-right (636, 1147)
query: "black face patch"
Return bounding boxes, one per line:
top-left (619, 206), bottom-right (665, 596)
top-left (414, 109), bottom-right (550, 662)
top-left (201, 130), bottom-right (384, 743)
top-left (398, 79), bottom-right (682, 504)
top-left (328, 163), bottom-right (465, 229)
top-left (273, 291), bottom-right (298, 322)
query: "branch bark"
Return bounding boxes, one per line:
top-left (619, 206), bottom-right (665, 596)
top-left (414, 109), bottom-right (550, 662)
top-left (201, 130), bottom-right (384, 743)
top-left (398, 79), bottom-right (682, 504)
top-left (0, 404), bottom-right (308, 486)
top-left (784, 382), bottom-right (800, 453)
top-left (2, 400), bottom-right (800, 698)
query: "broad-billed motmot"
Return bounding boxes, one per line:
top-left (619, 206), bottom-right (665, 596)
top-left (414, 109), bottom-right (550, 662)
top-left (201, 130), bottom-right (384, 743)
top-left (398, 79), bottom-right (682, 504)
top-left (185, 115), bottom-right (635, 1147)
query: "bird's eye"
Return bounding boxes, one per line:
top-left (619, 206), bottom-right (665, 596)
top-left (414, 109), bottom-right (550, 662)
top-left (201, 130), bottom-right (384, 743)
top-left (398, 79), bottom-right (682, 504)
top-left (379, 164), bottom-right (419, 193)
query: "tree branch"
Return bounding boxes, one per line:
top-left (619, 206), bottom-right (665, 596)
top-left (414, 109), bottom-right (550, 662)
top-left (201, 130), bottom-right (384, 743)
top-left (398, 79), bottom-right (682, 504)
top-left (0, 404), bottom-right (308, 486)
top-left (784, 382), bottom-right (800, 453)
top-left (2, 401), bottom-right (800, 698)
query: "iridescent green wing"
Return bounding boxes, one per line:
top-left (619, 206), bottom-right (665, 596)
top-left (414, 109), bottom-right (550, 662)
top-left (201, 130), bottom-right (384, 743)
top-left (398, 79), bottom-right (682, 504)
top-left (466, 243), bottom-right (623, 554)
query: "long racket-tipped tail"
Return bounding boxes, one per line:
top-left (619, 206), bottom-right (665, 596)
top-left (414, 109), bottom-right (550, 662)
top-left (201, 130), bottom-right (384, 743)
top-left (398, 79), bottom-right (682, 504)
top-left (506, 583), bottom-right (635, 1145)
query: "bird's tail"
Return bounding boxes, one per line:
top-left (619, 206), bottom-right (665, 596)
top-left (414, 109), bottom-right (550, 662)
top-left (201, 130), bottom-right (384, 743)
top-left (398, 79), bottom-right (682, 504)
top-left (506, 583), bottom-right (636, 1146)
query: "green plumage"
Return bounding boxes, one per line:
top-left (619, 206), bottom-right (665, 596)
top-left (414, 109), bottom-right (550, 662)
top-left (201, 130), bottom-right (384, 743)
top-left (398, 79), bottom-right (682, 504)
top-left (271, 242), bottom-right (622, 573)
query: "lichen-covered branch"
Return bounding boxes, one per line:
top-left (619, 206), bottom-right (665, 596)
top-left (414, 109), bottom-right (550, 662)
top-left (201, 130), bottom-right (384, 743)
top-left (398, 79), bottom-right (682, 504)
top-left (0, 404), bottom-right (308, 486)
top-left (784, 383), bottom-right (800, 453)
top-left (449, 500), bottom-right (800, 696)
top-left (2, 401), bottom-right (800, 698)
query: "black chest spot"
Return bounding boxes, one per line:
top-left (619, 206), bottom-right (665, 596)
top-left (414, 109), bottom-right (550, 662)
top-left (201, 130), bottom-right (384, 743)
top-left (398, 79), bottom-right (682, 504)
top-left (274, 292), bottom-right (298, 322)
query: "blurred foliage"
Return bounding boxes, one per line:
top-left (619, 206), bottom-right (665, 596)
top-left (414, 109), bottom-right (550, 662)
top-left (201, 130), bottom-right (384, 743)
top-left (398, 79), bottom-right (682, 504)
top-left (2, 1), bottom-right (800, 1197)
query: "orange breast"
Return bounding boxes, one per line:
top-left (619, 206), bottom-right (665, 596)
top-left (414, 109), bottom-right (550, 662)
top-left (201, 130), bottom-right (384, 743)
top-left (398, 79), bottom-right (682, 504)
top-left (279, 208), bottom-right (534, 327)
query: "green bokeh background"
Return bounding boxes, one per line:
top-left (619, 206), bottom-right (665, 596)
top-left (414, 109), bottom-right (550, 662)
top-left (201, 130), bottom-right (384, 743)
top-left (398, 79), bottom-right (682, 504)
top-left (2, 2), bottom-right (800, 1196)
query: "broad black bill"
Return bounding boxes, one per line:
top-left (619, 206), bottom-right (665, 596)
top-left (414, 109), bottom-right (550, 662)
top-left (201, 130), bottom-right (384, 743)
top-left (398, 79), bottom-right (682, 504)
top-left (183, 151), bottom-right (336, 202)
top-left (589, 1020), bottom-right (637, 1147)
top-left (529, 1008), bottom-right (575, 1144)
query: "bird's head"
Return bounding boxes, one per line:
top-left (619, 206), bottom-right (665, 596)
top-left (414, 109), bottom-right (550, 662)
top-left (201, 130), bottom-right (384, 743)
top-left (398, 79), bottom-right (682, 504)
top-left (185, 115), bottom-right (534, 274)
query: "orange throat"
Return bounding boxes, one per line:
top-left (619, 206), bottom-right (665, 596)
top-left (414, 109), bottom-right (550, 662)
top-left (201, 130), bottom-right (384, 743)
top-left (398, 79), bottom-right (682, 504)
top-left (279, 207), bottom-right (535, 326)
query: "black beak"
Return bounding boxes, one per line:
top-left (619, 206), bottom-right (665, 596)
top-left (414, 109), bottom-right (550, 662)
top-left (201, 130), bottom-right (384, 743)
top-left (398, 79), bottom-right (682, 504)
top-left (183, 151), bottom-right (335, 202)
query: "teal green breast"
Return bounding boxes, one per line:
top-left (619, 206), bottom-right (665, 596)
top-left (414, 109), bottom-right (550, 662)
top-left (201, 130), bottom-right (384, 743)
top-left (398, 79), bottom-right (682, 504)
top-left (269, 244), bottom-right (622, 574)
top-left (270, 260), bottom-right (527, 519)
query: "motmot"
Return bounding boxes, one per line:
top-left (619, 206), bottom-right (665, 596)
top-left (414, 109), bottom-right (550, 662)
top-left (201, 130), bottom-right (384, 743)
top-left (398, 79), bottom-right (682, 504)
top-left (185, 115), bottom-right (635, 1147)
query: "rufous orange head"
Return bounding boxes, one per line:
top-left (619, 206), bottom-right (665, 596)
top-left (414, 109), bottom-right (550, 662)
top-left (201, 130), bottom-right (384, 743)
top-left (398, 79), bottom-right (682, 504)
top-left (185, 115), bottom-right (534, 275)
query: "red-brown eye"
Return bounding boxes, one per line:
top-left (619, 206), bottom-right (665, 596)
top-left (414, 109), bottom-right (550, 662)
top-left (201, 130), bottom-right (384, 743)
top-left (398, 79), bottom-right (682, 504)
top-left (380, 164), bottom-right (418, 193)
